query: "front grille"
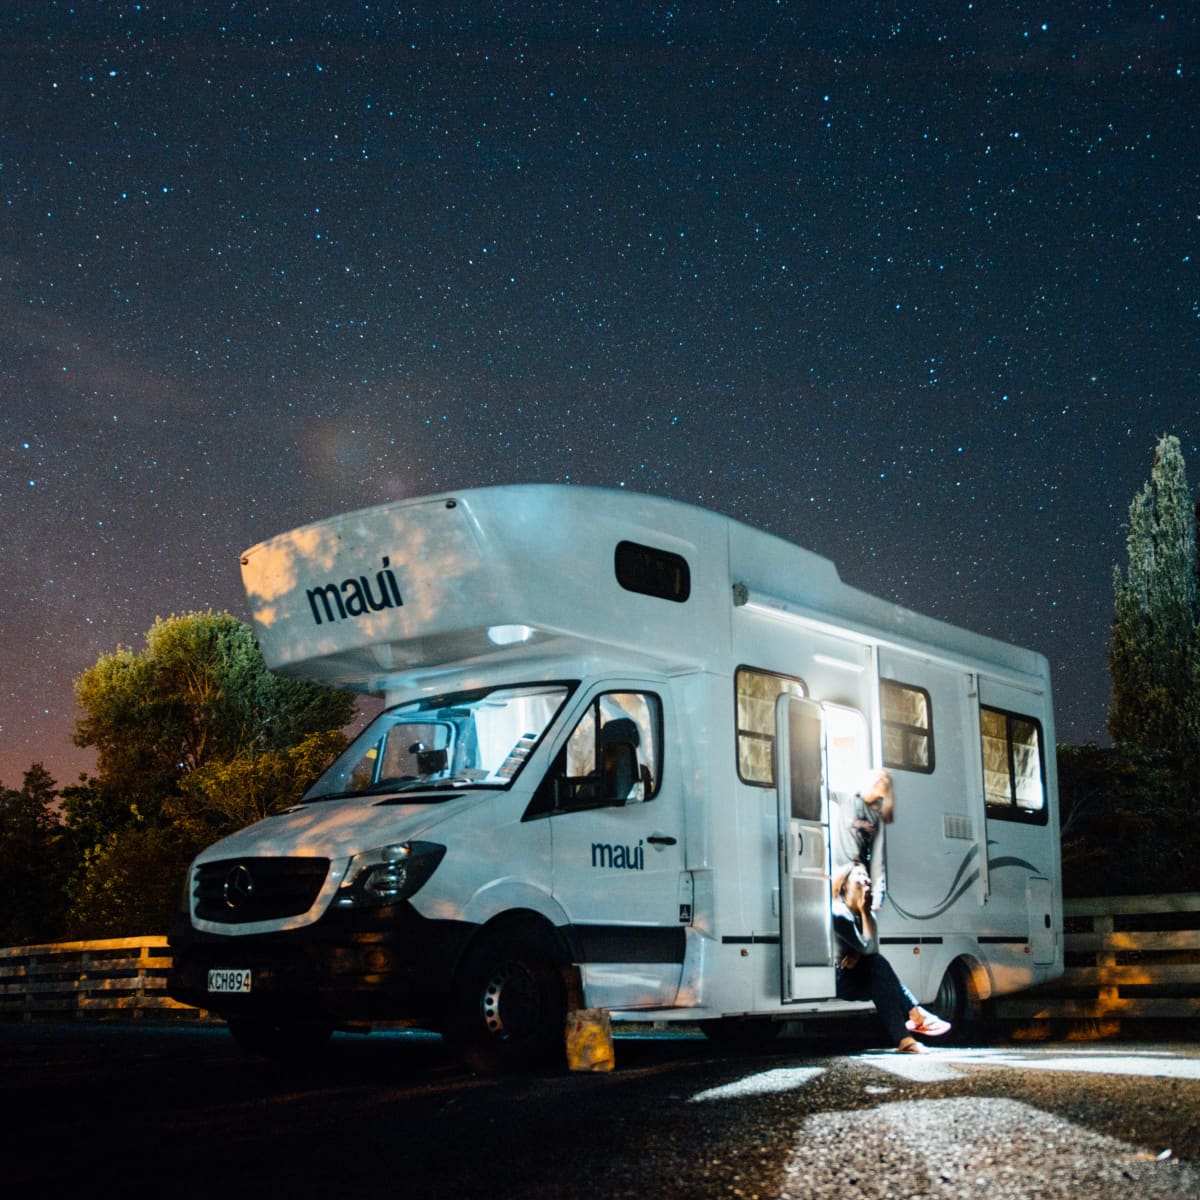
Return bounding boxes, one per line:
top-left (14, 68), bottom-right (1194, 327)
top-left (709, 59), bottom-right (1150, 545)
top-left (194, 856), bottom-right (330, 924)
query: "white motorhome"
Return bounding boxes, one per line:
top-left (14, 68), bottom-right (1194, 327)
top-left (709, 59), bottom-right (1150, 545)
top-left (168, 484), bottom-right (1062, 1064)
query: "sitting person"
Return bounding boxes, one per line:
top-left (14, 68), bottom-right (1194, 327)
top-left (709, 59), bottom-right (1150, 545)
top-left (832, 861), bottom-right (951, 1053)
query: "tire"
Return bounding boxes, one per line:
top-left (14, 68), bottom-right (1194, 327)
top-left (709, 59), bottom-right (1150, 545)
top-left (226, 1019), bottom-right (334, 1063)
top-left (448, 925), bottom-right (567, 1073)
top-left (933, 960), bottom-right (983, 1042)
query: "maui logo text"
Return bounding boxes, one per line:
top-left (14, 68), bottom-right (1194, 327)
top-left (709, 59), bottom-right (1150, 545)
top-left (306, 557), bottom-right (403, 626)
top-left (591, 840), bottom-right (645, 871)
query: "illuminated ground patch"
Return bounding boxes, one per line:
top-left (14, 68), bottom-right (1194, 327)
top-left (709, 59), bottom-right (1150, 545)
top-left (779, 1097), bottom-right (1199, 1200)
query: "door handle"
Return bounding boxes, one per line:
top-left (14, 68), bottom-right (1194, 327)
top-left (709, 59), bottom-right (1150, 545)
top-left (647, 834), bottom-right (677, 846)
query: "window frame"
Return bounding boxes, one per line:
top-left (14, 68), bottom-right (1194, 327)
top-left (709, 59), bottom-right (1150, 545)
top-left (879, 677), bottom-right (935, 775)
top-left (614, 540), bottom-right (691, 603)
top-left (734, 666), bottom-right (807, 788)
top-left (979, 703), bottom-right (1049, 826)
top-left (524, 689), bottom-right (665, 819)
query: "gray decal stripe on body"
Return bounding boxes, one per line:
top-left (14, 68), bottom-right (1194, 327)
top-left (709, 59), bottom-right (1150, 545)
top-left (888, 847), bottom-right (1044, 922)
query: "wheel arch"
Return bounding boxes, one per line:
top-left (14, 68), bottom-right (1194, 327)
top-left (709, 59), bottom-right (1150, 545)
top-left (459, 879), bottom-right (571, 935)
top-left (448, 906), bottom-right (576, 991)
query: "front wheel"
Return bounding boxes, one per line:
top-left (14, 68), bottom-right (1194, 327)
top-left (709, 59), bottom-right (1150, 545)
top-left (447, 926), bottom-right (567, 1073)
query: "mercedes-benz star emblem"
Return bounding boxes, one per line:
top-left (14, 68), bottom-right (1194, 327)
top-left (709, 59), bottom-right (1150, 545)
top-left (223, 863), bottom-right (255, 909)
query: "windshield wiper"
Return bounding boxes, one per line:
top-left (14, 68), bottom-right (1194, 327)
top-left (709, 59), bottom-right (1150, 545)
top-left (387, 773), bottom-right (488, 793)
top-left (300, 771), bottom-right (492, 805)
top-left (295, 776), bottom-right (420, 804)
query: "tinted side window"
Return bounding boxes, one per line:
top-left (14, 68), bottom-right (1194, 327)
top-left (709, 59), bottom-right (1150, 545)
top-left (615, 541), bottom-right (691, 602)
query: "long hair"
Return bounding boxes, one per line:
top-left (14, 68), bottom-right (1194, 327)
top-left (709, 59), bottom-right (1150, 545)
top-left (832, 860), bottom-right (866, 903)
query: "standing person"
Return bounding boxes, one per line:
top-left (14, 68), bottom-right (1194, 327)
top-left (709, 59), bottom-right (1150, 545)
top-left (832, 861), bottom-right (950, 1053)
top-left (831, 768), bottom-right (894, 910)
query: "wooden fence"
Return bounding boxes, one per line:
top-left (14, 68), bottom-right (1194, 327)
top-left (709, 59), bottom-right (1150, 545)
top-left (0, 936), bottom-right (207, 1021)
top-left (2, 893), bottom-right (1197, 1028)
top-left (992, 892), bottom-right (1200, 1026)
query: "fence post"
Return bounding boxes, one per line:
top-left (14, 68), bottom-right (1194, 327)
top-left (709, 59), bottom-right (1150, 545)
top-left (1094, 913), bottom-right (1118, 1015)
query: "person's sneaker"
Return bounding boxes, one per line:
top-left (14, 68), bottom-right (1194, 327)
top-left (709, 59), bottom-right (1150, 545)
top-left (905, 1013), bottom-right (951, 1037)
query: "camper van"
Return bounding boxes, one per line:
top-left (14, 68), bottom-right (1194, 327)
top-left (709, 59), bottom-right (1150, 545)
top-left (168, 484), bottom-right (1062, 1065)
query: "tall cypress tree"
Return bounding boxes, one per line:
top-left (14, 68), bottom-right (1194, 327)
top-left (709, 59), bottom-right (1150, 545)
top-left (1108, 434), bottom-right (1200, 768)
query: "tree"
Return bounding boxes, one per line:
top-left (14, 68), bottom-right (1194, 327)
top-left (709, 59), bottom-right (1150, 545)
top-left (1056, 742), bottom-right (1188, 896)
top-left (166, 729), bottom-right (348, 851)
top-left (1108, 434), bottom-right (1200, 771)
top-left (72, 611), bottom-right (356, 827)
top-left (64, 611), bottom-right (357, 937)
top-left (63, 824), bottom-right (188, 940)
top-left (0, 764), bottom-right (72, 944)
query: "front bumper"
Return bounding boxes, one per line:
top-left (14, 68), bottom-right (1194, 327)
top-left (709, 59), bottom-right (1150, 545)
top-left (167, 901), bottom-right (474, 1029)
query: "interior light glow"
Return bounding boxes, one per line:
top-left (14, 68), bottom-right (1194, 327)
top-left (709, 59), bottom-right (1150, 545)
top-left (487, 624), bottom-right (534, 646)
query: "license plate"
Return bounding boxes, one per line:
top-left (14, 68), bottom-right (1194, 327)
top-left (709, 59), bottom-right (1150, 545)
top-left (207, 968), bottom-right (252, 994)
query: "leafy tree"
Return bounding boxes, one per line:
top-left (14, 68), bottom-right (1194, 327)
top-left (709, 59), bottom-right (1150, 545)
top-left (63, 824), bottom-right (188, 940)
top-left (167, 729), bottom-right (348, 853)
top-left (1108, 434), bottom-right (1200, 771)
top-left (0, 764), bottom-right (72, 944)
top-left (57, 773), bottom-right (131, 861)
top-left (63, 611), bottom-right (357, 937)
top-left (72, 611), bottom-right (355, 826)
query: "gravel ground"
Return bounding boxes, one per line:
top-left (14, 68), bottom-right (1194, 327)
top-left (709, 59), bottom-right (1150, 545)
top-left (779, 1095), bottom-right (1200, 1200)
top-left (2, 1023), bottom-right (1197, 1198)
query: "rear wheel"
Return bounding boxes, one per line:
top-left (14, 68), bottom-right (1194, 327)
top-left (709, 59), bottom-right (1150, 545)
top-left (933, 960), bottom-right (983, 1042)
top-left (226, 1019), bottom-right (334, 1062)
top-left (448, 925), bottom-right (567, 1072)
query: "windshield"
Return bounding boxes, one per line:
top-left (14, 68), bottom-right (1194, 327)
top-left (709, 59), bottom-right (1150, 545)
top-left (303, 682), bottom-right (576, 801)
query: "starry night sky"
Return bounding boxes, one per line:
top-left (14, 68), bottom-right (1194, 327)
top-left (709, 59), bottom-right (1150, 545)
top-left (3, 4), bottom-right (1198, 789)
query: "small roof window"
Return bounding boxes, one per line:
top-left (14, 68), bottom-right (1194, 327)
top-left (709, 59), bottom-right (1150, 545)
top-left (614, 540), bottom-right (691, 603)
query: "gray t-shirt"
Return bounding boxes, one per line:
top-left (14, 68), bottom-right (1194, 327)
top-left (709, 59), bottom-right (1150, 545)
top-left (830, 790), bottom-right (887, 902)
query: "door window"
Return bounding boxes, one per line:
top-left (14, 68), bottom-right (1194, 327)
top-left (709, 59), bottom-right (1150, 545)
top-left (822, 704), bottom-right (870, 794)
top-left (527, 691), bottom-right (663, 817)
top-left (735, 667), bottom-right (807, 786)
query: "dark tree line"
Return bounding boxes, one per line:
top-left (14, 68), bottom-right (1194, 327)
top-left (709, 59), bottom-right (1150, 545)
top-left (1058, 434), bottom-right (1200, 896)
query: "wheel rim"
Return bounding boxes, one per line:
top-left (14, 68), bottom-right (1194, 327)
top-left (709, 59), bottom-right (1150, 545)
top-left (480, 958), bottom-right (542, 1042)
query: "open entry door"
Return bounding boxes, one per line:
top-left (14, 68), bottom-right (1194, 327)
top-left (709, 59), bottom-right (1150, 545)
top-left (775, 695), bottom-right (836, 1002)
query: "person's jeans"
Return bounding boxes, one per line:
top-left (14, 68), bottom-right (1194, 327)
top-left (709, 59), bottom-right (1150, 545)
top-left (836, 952), bottom-right (918, 1045)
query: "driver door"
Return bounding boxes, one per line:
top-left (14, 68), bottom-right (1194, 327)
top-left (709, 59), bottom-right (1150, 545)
top-left (536, 686), bottom-right (687, 1008)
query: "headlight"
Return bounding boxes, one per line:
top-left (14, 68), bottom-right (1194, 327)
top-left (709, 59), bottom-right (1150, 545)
top-left (334, 841), bottom-right (446, 909)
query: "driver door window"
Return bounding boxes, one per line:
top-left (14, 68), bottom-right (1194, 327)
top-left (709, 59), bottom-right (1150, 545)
top-left (528, 691), bottom-right (662, 817)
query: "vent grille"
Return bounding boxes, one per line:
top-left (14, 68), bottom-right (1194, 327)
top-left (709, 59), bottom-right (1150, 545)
top-left (194, 856), bottom-right (330, 924)
top-left (943, 814), bottom-right (974, 841)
